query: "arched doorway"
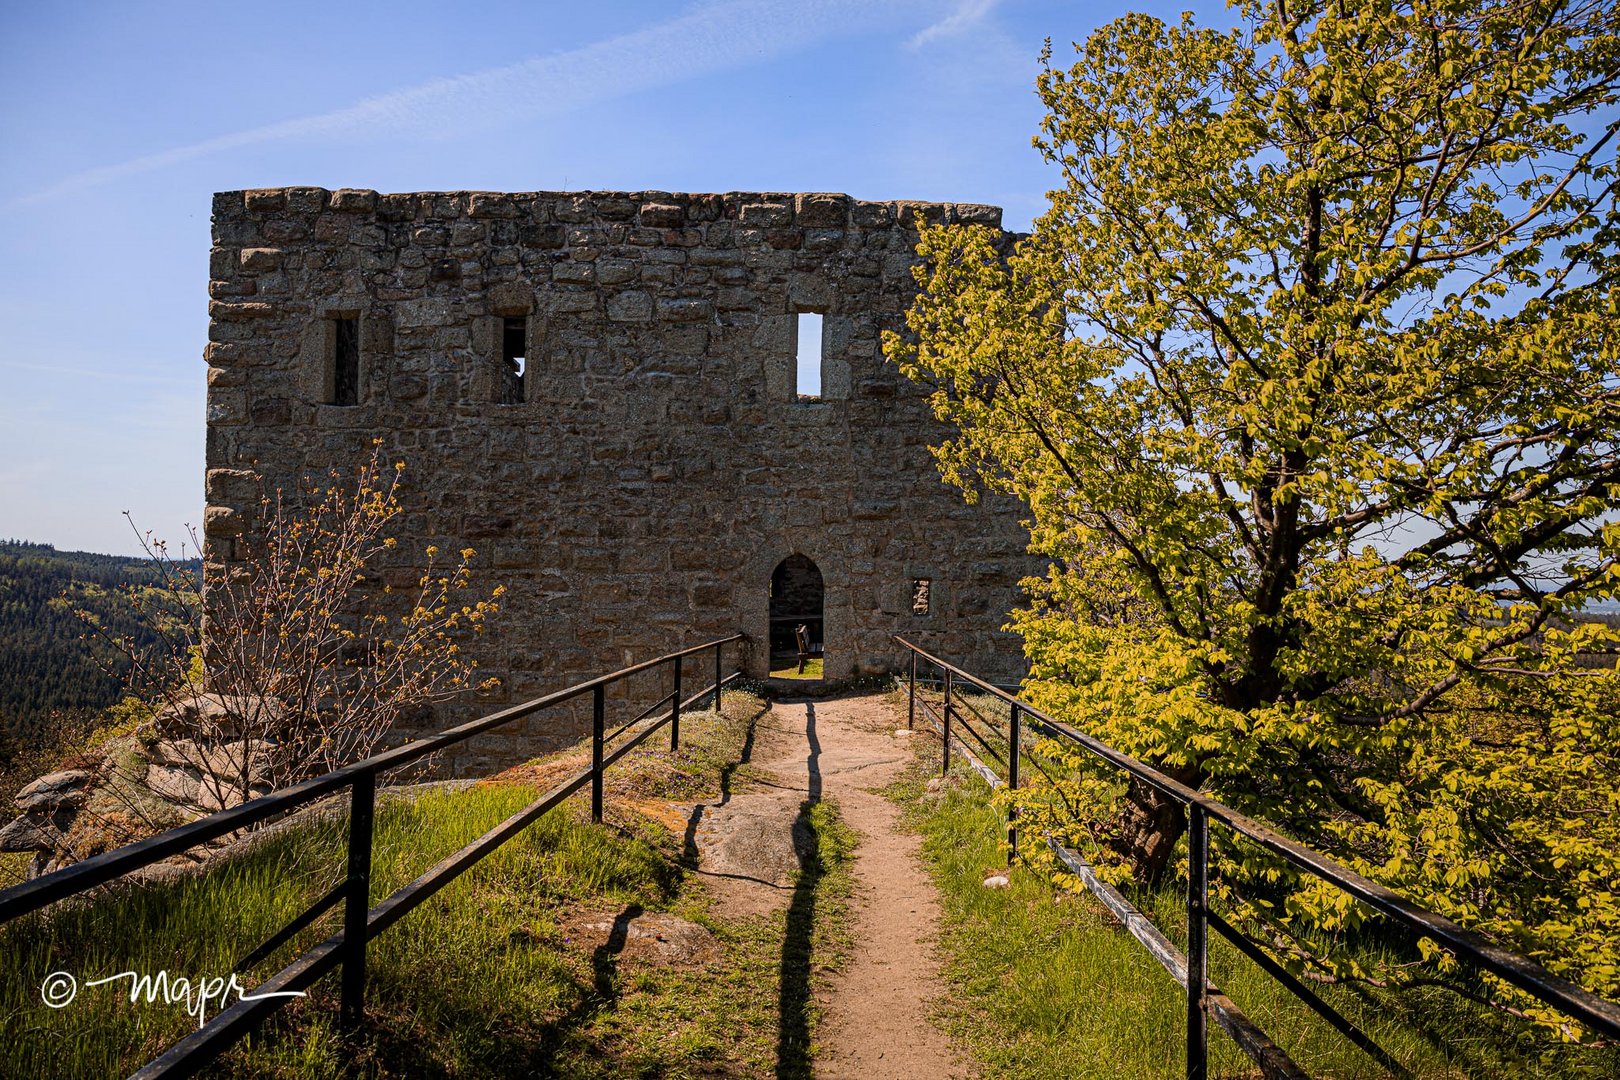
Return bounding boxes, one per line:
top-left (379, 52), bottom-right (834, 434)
top-left (768, 554), bottom-right (824, 678)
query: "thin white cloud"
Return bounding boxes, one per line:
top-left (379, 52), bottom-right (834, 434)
top-left (0, 359), bottom-right (194, 385)
top-left (14, 0), bottom-right (944, 206)
top-left (907, 0), bottom-right (1001, 50)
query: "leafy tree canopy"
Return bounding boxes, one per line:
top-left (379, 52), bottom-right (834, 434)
top-left (887, 0), bottom-right (1620, 1039)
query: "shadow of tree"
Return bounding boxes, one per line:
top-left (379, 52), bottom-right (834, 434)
top-left (775, 700), bottom-right (821, 1079)
top-left (681, 701), bottom-right (764, 870)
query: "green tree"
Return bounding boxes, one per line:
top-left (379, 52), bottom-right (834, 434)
top-left (887, 0), bottom-right (1620, 1037)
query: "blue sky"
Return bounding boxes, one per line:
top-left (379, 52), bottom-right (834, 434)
top-left (0, 0), bottom-right (1223, 556)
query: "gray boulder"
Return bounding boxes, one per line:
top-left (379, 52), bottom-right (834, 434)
top-left (0, 812), bottom-right (64, 853)
top-left (144, 764), bottom-right (203, 807)
top-left (14, 769), bottom-right (95, 811)
top-left (153, 692), bottom-right (285, 738)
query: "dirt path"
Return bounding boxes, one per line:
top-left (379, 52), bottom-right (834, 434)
top-left (687, 691), bottom-right (968, 1078)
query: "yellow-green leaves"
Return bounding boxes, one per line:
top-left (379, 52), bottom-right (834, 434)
top-left (889, 0), bottom-right (1620, 1045)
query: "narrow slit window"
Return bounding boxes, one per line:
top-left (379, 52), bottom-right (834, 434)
top-left (795, 312), bottom-right (823, 400)
top-left (332, 317), bottom-right (359, 407)
top-left (500, 316), bottom-right (527, 405)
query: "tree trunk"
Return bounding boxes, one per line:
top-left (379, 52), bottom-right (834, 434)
top-left (1108, 769), bottom-right (1199, 887)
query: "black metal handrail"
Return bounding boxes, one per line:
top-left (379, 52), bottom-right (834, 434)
top-left (895, 635), bottom-right (1620, 1080)
top-left (0, 633), bottom-right (745, 1079)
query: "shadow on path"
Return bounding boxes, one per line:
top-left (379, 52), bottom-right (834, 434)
top-left (776, 700), bottom-right (822, 1079)
top-left (591, 902), bottom-right (643, 1001)
top-left (681, 701), bottom-right (765, 862)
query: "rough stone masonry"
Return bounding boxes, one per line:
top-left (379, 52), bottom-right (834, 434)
top-left (203, 188), bottom-right (1038, 769)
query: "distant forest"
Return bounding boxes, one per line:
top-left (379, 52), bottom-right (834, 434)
top-left (0, 540), bottom-right (197, 772)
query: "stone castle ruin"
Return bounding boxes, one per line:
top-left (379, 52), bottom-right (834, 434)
top-left (203, 187), bottom-right (1037, 765)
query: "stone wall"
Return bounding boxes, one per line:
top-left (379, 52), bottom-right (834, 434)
top-left (203, 188), bottom-right (1038, 770)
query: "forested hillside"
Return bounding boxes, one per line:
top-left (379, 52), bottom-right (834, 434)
top-left (0, 540), bottom-right (195, 771)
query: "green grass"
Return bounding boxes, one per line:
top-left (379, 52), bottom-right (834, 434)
top-left (889, 745), bottom-right (1620, 1079)
top-left (0, 693), bottom-right (860, 1078)
top-left (769, 659), bottom-right (823, 680)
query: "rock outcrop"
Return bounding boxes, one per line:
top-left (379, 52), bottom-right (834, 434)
top-left (0, 697), bottom-right (277, 879)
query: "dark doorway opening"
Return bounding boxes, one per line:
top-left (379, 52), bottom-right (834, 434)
top-left (768, 554), bottom-right (824, 678)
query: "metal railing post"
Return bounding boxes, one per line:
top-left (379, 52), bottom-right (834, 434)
top-left (942, 667), bottom-right (953, 776)
top-left (340, 771), bottom-right (375, 1032)
top-left (714, 641), bottom-right (723, 712)
top-left (1008, 702), bottom-right (1020, 866)
top-left (908, 650), bottom-right (916, 730)
top-left (1187, 802), bottom-right (1209, 1080)
top-left (671, 654), bottom-right (682, 752)
top-left (592, 684), bottom-right (605, 824)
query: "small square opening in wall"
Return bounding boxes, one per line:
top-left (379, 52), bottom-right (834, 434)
top-left (500, 316), bottom-right (526, 405)
top-left (331, 317), bottom-right (359, 407)
top-left (912, 578), bottom-right (932, 616)
top-left (795, 312), bottom-right (823, 399)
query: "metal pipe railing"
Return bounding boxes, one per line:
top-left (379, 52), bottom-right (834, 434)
top-left (894, 634), bottom-right (1620, 1079)
top-left (1, 633), bottom-right (746, 1079)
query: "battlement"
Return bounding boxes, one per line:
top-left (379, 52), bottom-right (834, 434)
top-left (211, 186), bottom-right (1003, 230)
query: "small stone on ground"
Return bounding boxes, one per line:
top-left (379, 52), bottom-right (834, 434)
top-left (566, 911), bottom-right (718, 966)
